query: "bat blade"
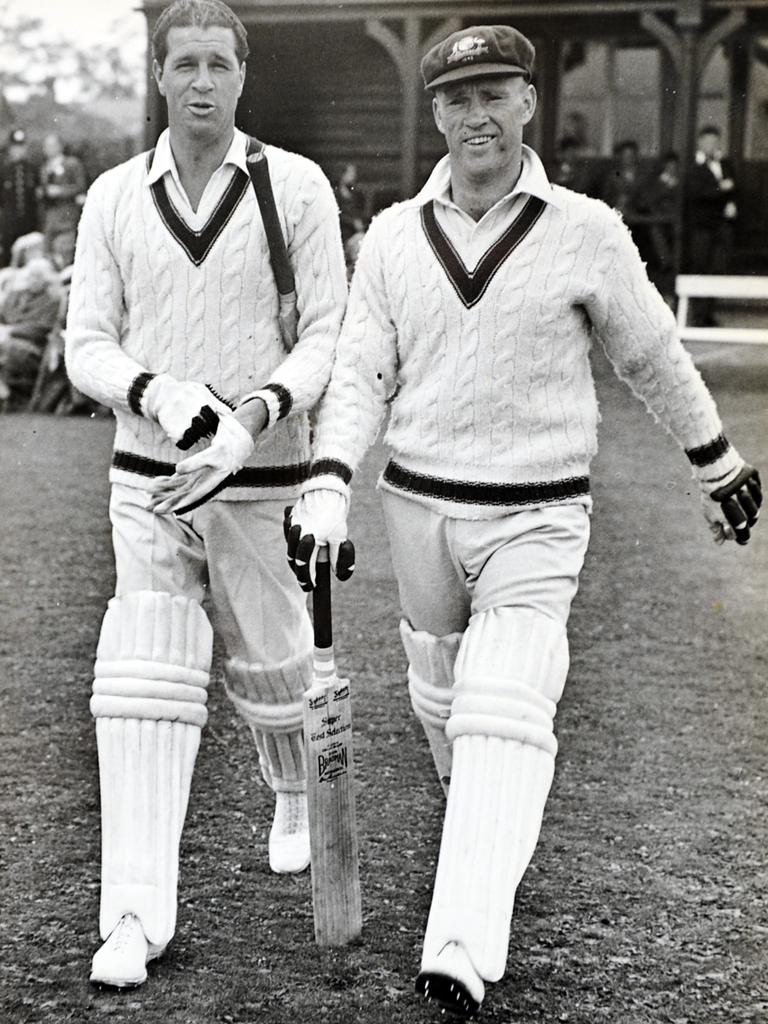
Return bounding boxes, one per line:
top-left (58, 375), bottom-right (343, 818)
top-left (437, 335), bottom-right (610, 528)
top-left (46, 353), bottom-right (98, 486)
top-left (303, 670), bottom-right (362, 946)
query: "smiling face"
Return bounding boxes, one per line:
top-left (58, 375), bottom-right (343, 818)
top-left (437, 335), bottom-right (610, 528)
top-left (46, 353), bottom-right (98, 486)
top-left (153, 25), bottom-right (245, 147)
top-left (432, 74), bottom-right (536, 188)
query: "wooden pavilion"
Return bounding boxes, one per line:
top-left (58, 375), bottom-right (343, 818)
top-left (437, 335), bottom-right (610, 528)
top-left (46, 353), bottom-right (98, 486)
top-left (141, 0), bottom-right (768, 270)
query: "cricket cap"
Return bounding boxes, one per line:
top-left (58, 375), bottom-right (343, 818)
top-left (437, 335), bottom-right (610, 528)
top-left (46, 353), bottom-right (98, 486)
top-left (421, 25), bottom-right (535, 91)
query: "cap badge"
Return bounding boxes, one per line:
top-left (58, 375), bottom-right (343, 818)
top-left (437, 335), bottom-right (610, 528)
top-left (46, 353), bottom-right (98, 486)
top-left (447, 35), bottom-right (490, 64)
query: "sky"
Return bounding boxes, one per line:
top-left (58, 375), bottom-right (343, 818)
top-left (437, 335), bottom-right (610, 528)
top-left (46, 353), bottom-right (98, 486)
top-left (6, 0), bottom-right (146, 44)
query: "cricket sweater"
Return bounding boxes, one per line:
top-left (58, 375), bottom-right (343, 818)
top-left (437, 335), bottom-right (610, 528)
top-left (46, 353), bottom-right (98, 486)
top-left (65, 129), bottom-right (348, 501)
top-left (305, 149), bottom-right (741, 518)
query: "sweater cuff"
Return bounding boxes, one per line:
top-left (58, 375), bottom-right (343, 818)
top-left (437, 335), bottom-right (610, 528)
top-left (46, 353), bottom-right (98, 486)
top-left (686, 434), bottom-right (743, 493)
top-left (128, 371), bottom-right (157, 416)
top-left (240, 383), bottom-right (292, 429)
top-left (301, 458), bottom-right (353, 500)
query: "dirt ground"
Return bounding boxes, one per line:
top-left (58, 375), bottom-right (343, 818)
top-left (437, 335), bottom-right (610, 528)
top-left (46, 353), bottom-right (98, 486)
top-left (1, 343), bottom-right (766, 1024)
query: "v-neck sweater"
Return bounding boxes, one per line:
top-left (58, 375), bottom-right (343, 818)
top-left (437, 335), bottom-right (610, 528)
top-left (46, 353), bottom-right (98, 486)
top-left (65, 142), bottom-right (347, 500)
top-left (305, 183), bottom-right (739, 519)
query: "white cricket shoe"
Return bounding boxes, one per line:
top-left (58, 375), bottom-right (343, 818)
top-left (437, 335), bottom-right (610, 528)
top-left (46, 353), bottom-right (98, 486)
top-left (269, 790), bottom-right (310, 873)
top-left (89, 913), bottom-right (164, 988)
top-left (415, 941), bottom-right (485, 1018)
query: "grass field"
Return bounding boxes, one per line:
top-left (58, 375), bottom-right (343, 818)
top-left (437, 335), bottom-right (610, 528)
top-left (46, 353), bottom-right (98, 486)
top-left (1, 343), bottom-right (766, 1024)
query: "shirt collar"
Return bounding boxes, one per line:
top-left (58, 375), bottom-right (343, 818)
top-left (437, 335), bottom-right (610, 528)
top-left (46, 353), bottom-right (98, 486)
top-left (145, 126), bottom-right (250, 187)
top-left (413, 144), bottom-right (562, 212)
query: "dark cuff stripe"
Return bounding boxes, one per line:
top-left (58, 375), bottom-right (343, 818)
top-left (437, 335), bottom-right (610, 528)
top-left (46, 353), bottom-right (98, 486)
top-left (263, 383), bottom-right (292, 421)
top-left (686, 433), bottom-right (730, 468)
top-left (382, 460), bottom-right (590, 507)
top-left (128, 372), bottom-right (156, 415)
top-left (113, 450), bottom-right (309, 487)
top-left (310, 458), bottom-right (353, 485)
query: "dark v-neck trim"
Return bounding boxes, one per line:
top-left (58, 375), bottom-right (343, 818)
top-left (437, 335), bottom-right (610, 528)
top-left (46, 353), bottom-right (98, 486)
top-left (146, 149), bottom-right (250, 266)
top-left (420, 195), bottom-right (546, 309)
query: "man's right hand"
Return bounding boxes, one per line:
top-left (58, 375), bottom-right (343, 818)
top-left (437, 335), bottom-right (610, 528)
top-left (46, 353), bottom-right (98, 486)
top-left (284, 492), bottom-right (355, 592)
top-left (141, 374), bottom-right (233, 449)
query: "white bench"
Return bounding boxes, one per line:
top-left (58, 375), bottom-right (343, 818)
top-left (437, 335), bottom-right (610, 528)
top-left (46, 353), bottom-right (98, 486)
top-left (675, 275), bottom-right (768, 344)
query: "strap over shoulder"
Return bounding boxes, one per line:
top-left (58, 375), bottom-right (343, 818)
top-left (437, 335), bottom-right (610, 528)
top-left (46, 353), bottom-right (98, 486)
top-left (244, 135), bottom-right (298, 350)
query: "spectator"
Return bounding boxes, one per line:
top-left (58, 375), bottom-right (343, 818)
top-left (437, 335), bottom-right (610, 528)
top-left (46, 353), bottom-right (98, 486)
top-left (0, 129), bottom-right (39, 268)
top-left (600, 139), bottom-right (654, 264)
top-left (38, 133), bottom-right (87, 254)
top-left (550, 136), bottom-right (590, 194)
top-left (600, 139), bottom-right (645, 217)
top-left (643, 151), bottom-right (682, 296)
top-left (0, 254), bottom-right (63, 409)
top-left (686, 125), bottom-right (738, 326)
top-left (334, 161), bottom-right (367, 243)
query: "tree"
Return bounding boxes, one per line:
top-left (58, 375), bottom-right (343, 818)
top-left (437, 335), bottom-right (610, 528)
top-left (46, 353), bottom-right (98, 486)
top-left (0, 1), bottom-right (146, 109)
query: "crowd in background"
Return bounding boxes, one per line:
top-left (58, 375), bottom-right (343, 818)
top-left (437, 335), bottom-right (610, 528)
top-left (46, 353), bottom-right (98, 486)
top-left (0, 127), bottom-right (103, 414)
top-left (548, 124), bottom-right (740, 312)
top-left (0, 121), bottom-right (740, 413)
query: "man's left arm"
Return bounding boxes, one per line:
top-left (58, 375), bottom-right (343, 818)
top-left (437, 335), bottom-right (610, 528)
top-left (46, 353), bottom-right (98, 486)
top-left (238, 162), bottom-right (348, 430)
top-left (586, 208), bottom-right (761, 544)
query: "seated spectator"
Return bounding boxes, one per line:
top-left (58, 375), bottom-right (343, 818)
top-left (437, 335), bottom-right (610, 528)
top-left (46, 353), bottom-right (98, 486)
top-left (25, 227), bottom-right (106, 415)
top-left (0, 254), bottom-right (63, 410)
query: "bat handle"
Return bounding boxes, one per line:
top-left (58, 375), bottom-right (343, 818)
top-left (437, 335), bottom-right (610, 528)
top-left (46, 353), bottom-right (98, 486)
top-left (313, 546), bottom-right (333, 652)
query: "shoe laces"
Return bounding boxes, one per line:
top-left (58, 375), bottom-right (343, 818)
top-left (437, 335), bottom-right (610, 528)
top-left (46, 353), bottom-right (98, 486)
top-left (110, 915), bottom-right (139, 952)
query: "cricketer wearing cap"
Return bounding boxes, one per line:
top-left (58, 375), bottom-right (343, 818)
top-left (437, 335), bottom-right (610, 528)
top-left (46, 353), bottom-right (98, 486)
top-left (65, 0), bottom-right (347, 988)
top-left (283, 22), bottom-right (762, 1019)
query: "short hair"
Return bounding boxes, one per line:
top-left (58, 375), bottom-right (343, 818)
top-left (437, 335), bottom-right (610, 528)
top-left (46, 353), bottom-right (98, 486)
top-left (613, 139), bottom-right (639, 156)
top-left (152, 0), bottom-right (249, 67)
top-left (698, 124), bottom-right (721, 138)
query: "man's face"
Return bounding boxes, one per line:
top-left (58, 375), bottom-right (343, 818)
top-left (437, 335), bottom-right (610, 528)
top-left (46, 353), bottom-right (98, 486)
top-left (154, 25), bottom-right (245, 144)
top-left (432, 75), bottom-right (536, 181)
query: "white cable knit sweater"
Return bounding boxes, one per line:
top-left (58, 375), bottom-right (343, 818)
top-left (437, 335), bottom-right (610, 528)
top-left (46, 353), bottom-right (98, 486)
top-left (306, 158), bottom-right (741, 518)
top-left (66, 135), bottom-right (347, 501)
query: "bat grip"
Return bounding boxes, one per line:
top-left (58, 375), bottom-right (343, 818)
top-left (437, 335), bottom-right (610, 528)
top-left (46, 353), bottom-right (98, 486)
top-left (313, 546), bottom-right (333, 651)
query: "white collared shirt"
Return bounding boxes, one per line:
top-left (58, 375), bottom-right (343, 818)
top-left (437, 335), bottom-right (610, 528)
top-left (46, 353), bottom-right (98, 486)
top-left (145, 126), bottom-right (250, 230)
top-left (415, 144), bottom-right (560, 269)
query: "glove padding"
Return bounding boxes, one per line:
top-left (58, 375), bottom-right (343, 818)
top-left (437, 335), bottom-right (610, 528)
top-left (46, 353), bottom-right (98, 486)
top-left (701, 464), bottom-right (761, 545)
top-left (148, 415), bottom-right (255, 516)
top-left (142, 374), bottom-right (232, 450)
top-left (284, 492), bottom-right (355, 592)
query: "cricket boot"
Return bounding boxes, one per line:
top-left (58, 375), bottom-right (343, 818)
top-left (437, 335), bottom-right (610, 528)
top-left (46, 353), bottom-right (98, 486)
top-left (416, 941), bottom-right (484, 1018)
top-left (90, 913), bottom-right (165, 988)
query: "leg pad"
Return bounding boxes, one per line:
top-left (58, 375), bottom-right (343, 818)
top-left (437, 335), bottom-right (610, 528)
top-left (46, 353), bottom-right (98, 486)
top-left (91, 591), bottom-right (212, 947)
top-left (400, 619), bottom-right (462, 791)
top-left (225, 653), bottom-right (311, 792)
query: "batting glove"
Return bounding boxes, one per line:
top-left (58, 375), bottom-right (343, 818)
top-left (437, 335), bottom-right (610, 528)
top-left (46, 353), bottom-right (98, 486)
top-left (148, 415), bottom-right (255, 516)
top-left (284, 492), bottom-right (355, 591)
top-left (141, 374), bottom-right (233, 450)
top-left (699, 463), bottom-right (761, 545)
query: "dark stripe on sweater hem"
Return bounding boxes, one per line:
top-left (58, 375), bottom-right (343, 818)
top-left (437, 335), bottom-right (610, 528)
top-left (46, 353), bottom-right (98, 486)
top-left (263, 382), bottom-right (292, 420)
top-left (382, 460), bottom-right (590, 506)
top-left (128, 372), bottom-right (156, 415)
top-left (112, 450), bottom-right (309, 486)
top-left (149, 169), bottom-right (250, 266)
top-left (686, 433), bottom-right (730, 468)
top-left (421, 195), bottom-right (546, 309)
top-left (310, 458), bottom-right (353, 485)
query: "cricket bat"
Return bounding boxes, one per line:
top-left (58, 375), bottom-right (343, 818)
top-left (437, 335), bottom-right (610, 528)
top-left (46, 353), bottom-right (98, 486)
top-left (303, 547), bottom-right (362, 946)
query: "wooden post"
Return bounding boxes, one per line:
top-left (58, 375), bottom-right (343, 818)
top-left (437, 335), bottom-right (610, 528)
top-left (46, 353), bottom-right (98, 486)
top-left (366, 16), bottom-right (461, 201)
top-left (400, 17), bottom-right (422, 199)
